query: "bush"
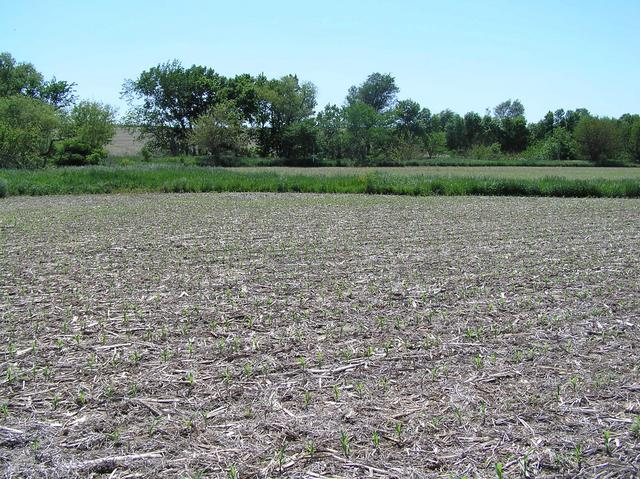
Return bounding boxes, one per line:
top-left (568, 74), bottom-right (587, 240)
top-left (141, 145), bottom-right (153, 162)
top-left (55, 139), bottom-right (106, 166)
top-left (468, 142), bottom-right (502, 161)
top-left (389, 137), bottom-right (425, 164)
top-left (525, 127), bottom-right (577, 161)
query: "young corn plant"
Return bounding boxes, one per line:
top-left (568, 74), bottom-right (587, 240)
top-left (303, 390), bottom-right (312, 408)
top-left (277, 440), bottom-right (288, 471)
top-left (305, 441), bottom-right (317, 457)
top-left (603, 430), bottom-right (612, 455)
top-left (227, 464), bottom-right (239, 479)
top-left (372, 430), bottom-right (381, 449)
top-left (339, 431), bottom-right (350, 457)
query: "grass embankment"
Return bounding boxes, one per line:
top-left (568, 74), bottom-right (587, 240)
top-left (1, 165), bottom-right (640, 198)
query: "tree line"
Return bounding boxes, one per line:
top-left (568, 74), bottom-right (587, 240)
top-left (123, 61), bottom-right (640, 166)
top-left (2, 53), bottom-right (639, 168)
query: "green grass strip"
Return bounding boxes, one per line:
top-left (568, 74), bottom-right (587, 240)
top-left (1, 165), bottom-right (639, 198)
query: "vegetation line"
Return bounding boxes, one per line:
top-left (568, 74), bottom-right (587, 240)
top-left (1, 167), bottom-right (639, 198)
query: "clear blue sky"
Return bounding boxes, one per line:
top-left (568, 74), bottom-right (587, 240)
top-left (2, 0), bottom-right (639, 121)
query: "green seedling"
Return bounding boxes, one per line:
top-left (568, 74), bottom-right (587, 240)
top-left (339, 431), bottom-right (350, 457)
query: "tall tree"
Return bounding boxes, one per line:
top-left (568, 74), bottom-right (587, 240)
top-left (463, 112), bottom-right (483, 147)
top-left (346, 73), bottom-right (399, 113)
top-left (254, 75), bottom-right (317, 157)
top-left (0, 52), bottom-right (75, 109)
top-left (574, 117), bottom-right (622, 164)
top-left (122, 60), bottom-right (226, 154)
top-left (493, 99), bottom-right (525, 120)
top-left (393, 99), bottom-right (430, 137)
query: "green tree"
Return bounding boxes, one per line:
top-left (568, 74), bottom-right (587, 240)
top-left (463, 112), bottom-right (483, 147)
top-left (343, 101), bottom-right (390, 163)
top-left (424, 131), bottom-right (447, 158)
top-left (316, 104), bottom-right (346, 159)
top-left (499, 116), bottom-right (529, 152)
top-left (573, 117), bottom-right (622, 164)
top-left (122, 60), bottom-right (226, 154)
top-left (625, 118), bottom-right (640, 163)
top-left (281, 119), bottom-right (318, 164)
top-left (346, 73), bottom-right (399, 113)
top-left (65, 101), bottom-right (116, 149)
top-left (445, 114), bottom-right (465, 151)
top-left (0, 95), bottom-right (60, 168)
top-left (190, 101), bottom-right (246, 161)
top-left (531, 111), bottom-right (555, 141)
top-left (0, 52), bottom-right (75, 109)
top-left (528, 127), bottom-right (577, 161)
top-left (393, 99), bottom-right (430, 137)
top-left (493, 99), bottom-right (525, 120)
top-left (254, 75), bottom-right (316, 157)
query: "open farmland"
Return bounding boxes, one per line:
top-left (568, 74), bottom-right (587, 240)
top-left (1, 193), bottom-right (639, 478)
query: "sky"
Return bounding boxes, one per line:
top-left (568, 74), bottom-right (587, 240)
top-left (2, 0), bottom-right (639, 121)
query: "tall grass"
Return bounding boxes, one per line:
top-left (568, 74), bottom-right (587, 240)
top-left (1, 165), bottom-right (639, 198)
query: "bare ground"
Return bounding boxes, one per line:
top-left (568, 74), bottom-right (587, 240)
top-left (1, 193), bottom-right (639, 478)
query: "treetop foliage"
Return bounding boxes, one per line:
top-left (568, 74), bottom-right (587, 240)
top-left (0, 52), bottom-right (116, 168)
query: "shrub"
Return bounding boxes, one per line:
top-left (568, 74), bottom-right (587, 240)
top-left (389, 137), bottom-right (425, 164)
top-left (468, 142), bottom-right (502, 161)
top-left (525, 127), bottom-right (577, 161)
top-left (141, 145), bottom-right (153, 162)
top-left (55, 139), bottom-right (105, 166)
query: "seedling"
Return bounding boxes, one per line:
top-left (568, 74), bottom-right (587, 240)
top-left (494, 462), bottom-right (504, 479)
top-left (339, 431), bottom-right (350, 457)
top-left (227, 465), bottom-right (239, 479)
top-left (76, 390), bottom-right (87, 406)
top-left (474, 354), bottom-right (483, 370)
top-left (394, 422), bottom-right (403, 441)
top-left (574, 443), bottom-right (582, 466)
top-left (277, 440), bottom-right (288, 471)
top-left (298, 357), bottom-right (307, 370)
top-left (130, 350), bottom-right (141, 364)
top-left (372, 430), bottom-right (381, 448)
top-left (305, 441), bottom-right (317, 456)
top-left (303, 390), bottom-right (311, 408)
top-left (333, 384), bottom-right (340, 401)
top-left (603, 430), bottom-right (612, 455)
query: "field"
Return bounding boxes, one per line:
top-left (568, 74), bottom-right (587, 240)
top-left (1, 192), bottom-right (639, 478)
